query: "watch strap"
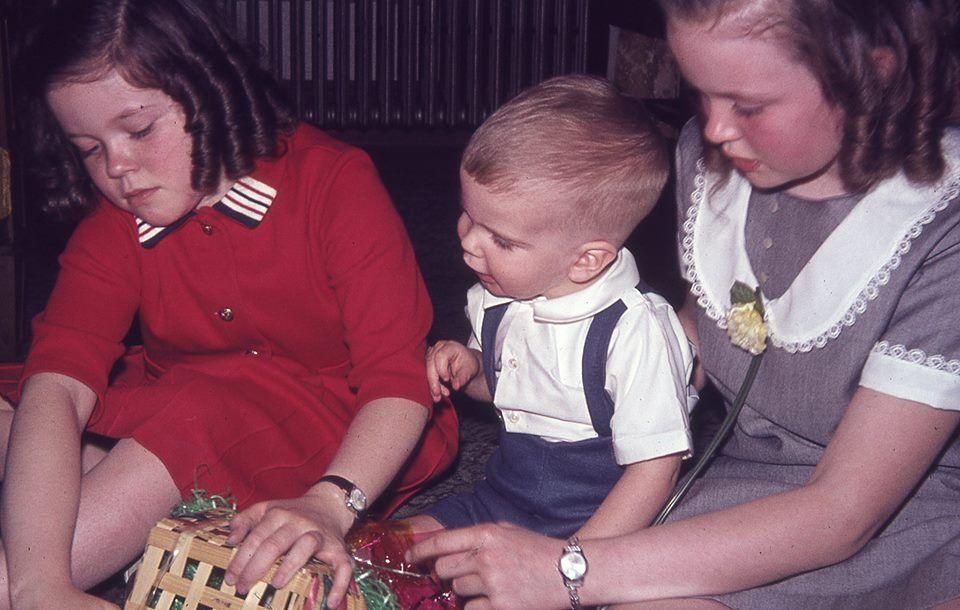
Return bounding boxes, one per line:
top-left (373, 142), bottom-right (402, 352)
top-left (559, 535), bottom-right (586, 610)
top-left (316, 474), bottom-right (367, 518)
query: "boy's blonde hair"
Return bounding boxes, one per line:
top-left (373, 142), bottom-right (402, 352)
top-left (461, 75), bottom-right (670, 246)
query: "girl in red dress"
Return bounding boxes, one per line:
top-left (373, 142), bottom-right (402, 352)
top-left (3, 0), bottom-right (457, 607)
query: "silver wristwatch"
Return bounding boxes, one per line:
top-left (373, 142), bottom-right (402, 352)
top-left (557, 535), bottom-right (588, 610)
top-left (317, 474), bottom-right (368, 519)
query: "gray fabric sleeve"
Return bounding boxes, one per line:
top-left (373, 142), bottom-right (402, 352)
top-left (861, 210), bottom-right (960, 410)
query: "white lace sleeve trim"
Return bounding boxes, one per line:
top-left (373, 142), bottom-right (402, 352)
top-left (861, 341), bottom-right (960, 411)
top-left (871, 341), bottom-right (960, 375)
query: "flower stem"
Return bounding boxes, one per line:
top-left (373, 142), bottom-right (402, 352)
top-left (653, 352), bottom-right (764, 525)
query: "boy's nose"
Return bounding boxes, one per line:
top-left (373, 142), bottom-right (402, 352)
top-left (457, 214), bottom-right (481, 257)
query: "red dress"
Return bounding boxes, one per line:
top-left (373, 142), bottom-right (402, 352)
top-left (19, 124), bottom-right (458, 510)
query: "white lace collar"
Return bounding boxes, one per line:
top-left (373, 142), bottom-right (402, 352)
top-left (681, 129), bottom-right (960, 353)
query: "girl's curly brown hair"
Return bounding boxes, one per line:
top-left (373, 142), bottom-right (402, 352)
top-left (16, 0), bottom-right (296, 218)
top-left (660, 0), bottom-right (960, 193)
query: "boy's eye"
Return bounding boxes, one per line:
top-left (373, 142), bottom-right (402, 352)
top-left (491, 234), bottom-right (514, 250)
top-left (733, 103), bottom-right (764, 118)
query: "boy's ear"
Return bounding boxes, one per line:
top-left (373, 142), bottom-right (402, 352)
top-left (568, 241), bottom-right (619, 285)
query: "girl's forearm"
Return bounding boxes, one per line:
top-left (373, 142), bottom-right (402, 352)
top-left (2, 373), bottom-right (96, 599)
top-left (315, 396), bottom-right (430, 526)
top-left (577, 483), bottom-right (869, 605)
top-left (577, 455), bottom-right (681, 539)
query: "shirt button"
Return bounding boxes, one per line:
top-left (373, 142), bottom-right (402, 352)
top-left (762, 237), bottom-right (774, 249)
top-left (201, 224), bottom-right (214, 235)
top-left (770, 200), bottom-right (779, 213)
top-left (507, 358), bottom-right (519, 369)
top-left (218, 307), bottom-right (234, 321)
top-left (245, 348), bottom-right (260, 356)
top-left (506, 412), bottom-right (520, 423)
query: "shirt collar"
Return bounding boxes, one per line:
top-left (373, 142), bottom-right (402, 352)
top-left (479, 248), bottom-right (641, 323)
top-left (136, 175), bottom-right (278, 248)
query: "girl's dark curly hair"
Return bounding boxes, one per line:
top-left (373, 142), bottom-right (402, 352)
top-left (659, 0), bottom-right (960, 193)
top-left (16, 0), bottom-right (297, 218)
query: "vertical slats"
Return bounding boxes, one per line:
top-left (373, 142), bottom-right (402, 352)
top-left (555, 0), bottom-right (569, 73)
top-left (357, 0), bottom-right (373, 128)
top-left (376, 0), bottom-right (393, 127)
top-left (424, 0), bottom-right (439, 126)
top-left (444, 0), bottom-right (461, 126)
top-left (268, 0), bottom-right (281, 78)
top-left (532, 0), bottom-right (547, 82)
top-left (311, 0), bottom-right (323, 125)
top-left (490, 0), bottom-right (506, 114)
top-left (465, 0), bottom-right (482, 126)
top-left (223, 0), bottom-right (599, 130)
top-left (245, 0), bottom-right (259, 66)
top-left (575, 0), bottom-right (589, 71)
top-left (400, 0), bottom-right (416, 126)
top-left (334, 0), bottom-right (349, 128)
top-left (509, 0), bottom-right (524, 101)
top-left (291, 0), bottom-right (304, 116)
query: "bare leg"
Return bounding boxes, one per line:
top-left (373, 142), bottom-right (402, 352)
top-left (0, 398), bottom-right (113, 478)
top-left (0, 437), bottom-right (181, 605)
top-left (69, 438), bottom-right (182, 588)
top-left (611, 600), bottom-right (730, 609)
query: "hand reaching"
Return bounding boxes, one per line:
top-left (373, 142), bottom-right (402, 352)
top-left (426, 340), bottom-right (481, 402)
top-left (224, 492), bottom-right (355, 608)
top-left (407, 522), bottom-right (570, 610)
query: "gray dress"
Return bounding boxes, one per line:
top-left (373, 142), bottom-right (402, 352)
top-left (670, 120), bottom-right (960, 610)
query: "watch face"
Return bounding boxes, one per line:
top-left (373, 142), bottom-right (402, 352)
top-left (559, 551), bottom-right (587, 580)
top-left (347, 488), bottom-right (367, 512)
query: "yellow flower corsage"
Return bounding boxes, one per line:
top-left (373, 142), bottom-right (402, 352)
top-left (727, 281), bottom-right (767, 355)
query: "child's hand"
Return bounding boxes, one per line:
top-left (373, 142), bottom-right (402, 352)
top-left (426, 340), bottom-right (481, 402)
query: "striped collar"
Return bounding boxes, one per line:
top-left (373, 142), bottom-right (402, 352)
top-left (136, 176), bottom-right (278, 248)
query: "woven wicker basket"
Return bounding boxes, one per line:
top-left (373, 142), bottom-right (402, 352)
top-left (123, 510), bottom-right (366, 610)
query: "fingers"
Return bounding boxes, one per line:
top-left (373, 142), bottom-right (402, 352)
top-left (426, 341), bottom-right (460, 401)
top-left (451, 574), bottom-right (486, 598)
top-left (321, 547), bottom-right (355, 609)
top-left (407, 523), bottom-right (486, 564)
top-left (227, 521), bottom-right (299, 593)
top-left (226, 504), bottom-right (263, 546)
top-left (427, 340), bottom-right (481, 401)
top-left (270, 531), bottom-right (323, 588)
top-left (426, 341), bottom-right (453, 402)
top-left (226, 503), bottom-right (355, 598)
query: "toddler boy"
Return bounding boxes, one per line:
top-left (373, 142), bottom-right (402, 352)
top-left (420, 74), bottom-right (696, 539)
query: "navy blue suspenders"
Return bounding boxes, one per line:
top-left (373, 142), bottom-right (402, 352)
top-left (479, 281), bottom-right (650, 437)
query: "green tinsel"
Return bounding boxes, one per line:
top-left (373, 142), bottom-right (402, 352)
top-left (170, 487), bottom-right (236, 518)
top-left (352, 567), bottom-right (399, 610)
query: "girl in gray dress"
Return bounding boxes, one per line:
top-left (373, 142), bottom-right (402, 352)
top-left (408, 2), bottom-right (960, 608)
